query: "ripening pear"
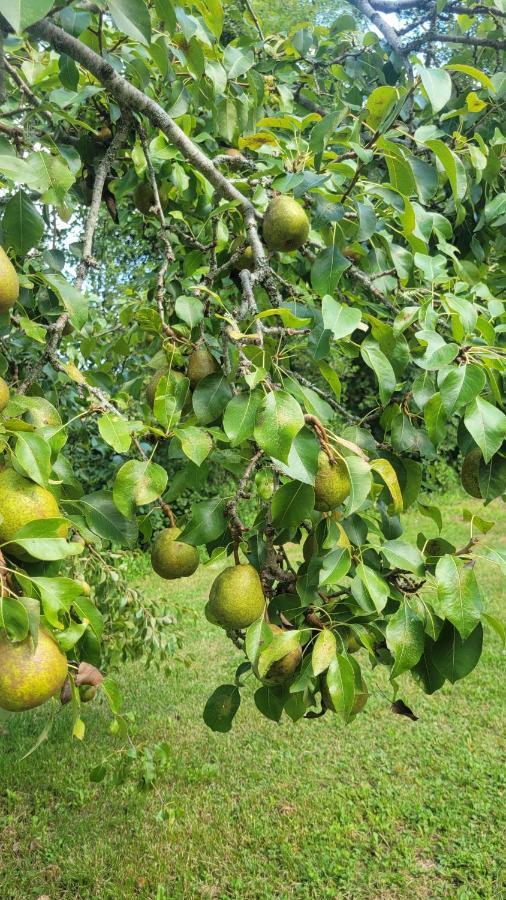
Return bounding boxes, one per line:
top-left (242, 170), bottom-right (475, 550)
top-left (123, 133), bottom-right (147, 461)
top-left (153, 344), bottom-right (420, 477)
top-left (0, 378), bottom-right (10, 413)
top-left (186, 348), bottom-right (219, 388)
top-left (0, 247), bottom-right (19, 314)
top-left (151, 527), bottom-right (199, 580)
top-left (0, 629), bottom-right (68, 712)
top-left (0, 467), bottom-right (67, 559)
top-left (259, 624), bottom-right (302, 686)
top-left (314, 451), bottom-right (350, 512)
top-left (205, 563), bottom-right (265, 630)
top-left (262, 195), bottom-right (309, 252)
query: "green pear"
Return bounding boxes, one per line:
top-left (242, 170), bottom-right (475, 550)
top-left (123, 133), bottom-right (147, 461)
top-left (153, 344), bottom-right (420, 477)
top-left (259, 624), bottom-right (302, 685)
top-left (262, 195), bottom-right (309, 252)
top-left (0, 467), bottom-right (67, 559)
top-left (0, 378), bottom-right (10, 413)
top-left (314, 451), bottom-right (350, 512)
top-left (206, 563), bottom-right (265, 630)
top-left (186, 348), bottom-right (219, 388)
top-left (151, 527), bottom-right (199, 579)
top-left (0, 629), bottom-right (68, 711)
top-left (0, 247), bottom-right (19, 313)
top-left (134, 180), bottom-right (168, 216)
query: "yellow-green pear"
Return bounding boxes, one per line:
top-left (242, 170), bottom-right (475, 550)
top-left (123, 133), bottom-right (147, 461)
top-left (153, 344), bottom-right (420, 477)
top-left (206, 563), bottom-right (265, 630)
top-left (0, 629), bottom-right (68, 711)
top-left (151, 527), bottom-right (199, 579)
top-left (262, 195), bottom-right (309, 252)
top-left (0, 378), bottom-right (10, 413)
top-left (259, 624), bottom-right (302, 685)
top-left (0, 247), bottom-right (19, 313)
top-left (314, 451), bottom-right (350, 512)
top-left (0, 467), bottom-right (67, 558)
top-left (186, 348), bottom-right (219, 387)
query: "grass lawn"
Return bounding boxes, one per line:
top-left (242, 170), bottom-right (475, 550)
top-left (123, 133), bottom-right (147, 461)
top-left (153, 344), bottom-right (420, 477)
top-left (0, 496), bottom-right (505, 899)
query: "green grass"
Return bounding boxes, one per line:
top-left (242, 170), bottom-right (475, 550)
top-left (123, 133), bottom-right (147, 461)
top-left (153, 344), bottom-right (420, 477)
top-left (1, 496), bottom-right (505, 899)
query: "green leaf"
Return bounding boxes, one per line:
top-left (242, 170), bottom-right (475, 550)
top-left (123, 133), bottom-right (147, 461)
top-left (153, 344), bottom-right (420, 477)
top-left (9, 519), bottom-right (81, 561)
top-left (154, 373), bottom-right (190, 429)
top-left (439, 365), bottom-right (486, 414)
top-left (175, 295), bottom-right (204, 327)
top-left (73, 596), bottom-right (104, 640)
top-left (14, 432), bottom-right (51, 486)
top-left (80, 491), bottom-right (139, 547)
top-left (175, 425), bottom-right (212, 466)
top-left (113, 460), bottom-right (168, 519)
top-left (325, 654), bottom-right (355, 722)
top-left (342, 455), bottom-right (372, 517)
top-left (0, 595), bottom-right (30, 642)
top-left (179, 498), bottom-right (226, 546)
top-left (434, 555), bottom-right (482, 640)
top-left (431, 621), bottom-right (483, 684)
top-left (273, 426), bottom-right (320, 487)
top-left (312, 629), bottom-right (336, 676)
top-left (223, 391), bottom-right (262, 446)
top-left (2, 0), bottom-right (54, 33)
top-left (2, 190), bottom-right (44, 254)
top-left (30, 576), bottom-right (83, 629)
top-left (386, 603), bottom-right (425, 678)
top-left (425, 139), bottom-right (467, 204)
top-left (360, 340), bottom-right (396, 405)
top-left (257, 630), bottom-right (305, 680)
top-left (321, 296), bottom-right (361, 339)
top-left (424, 393), bottom-right (446, 448)
top-left (381, 540), bottom-right (425, 576)
top-left (365, 85), bottom-right (397, 128)
top-left (245, 616), bottom-right (272, 667)
top-left (254, 685), bottom-right (285, 722)
top-left (107, 0), bottom-right (151, 45)
top-left (356, 563), bottom-right (389, 613)
top-left (311, 245), bottom-right (350, 297)
top-left (271, 481), bottom-right (315, 528)
top-left (319, 547), bottom-right (351, 586)
top-left (418, 67), bottom-right (452, 113)
top-left (370, 458), bottom-right (403, 513)
top-left (44, 274), bottom-right (89, 329)
top-left (254, 391), bottom-right (304, 464)
top-left (98, 415), bottom-right (132, 454)
top-left (203, 684), bottom-right (241, 733)
top-left (192, 374), bottom-right (233, 426)
top-left (464, 396), bottom-right (506, 463)
top-left (445, 64), bottom-right (495, 93)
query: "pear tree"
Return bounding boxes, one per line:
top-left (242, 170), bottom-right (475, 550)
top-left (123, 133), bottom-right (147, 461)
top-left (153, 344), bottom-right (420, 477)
top-left (0, 0), bottom-right (505, 752)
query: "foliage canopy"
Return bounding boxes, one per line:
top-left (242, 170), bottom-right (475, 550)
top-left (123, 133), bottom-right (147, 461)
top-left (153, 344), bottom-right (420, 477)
top-left (0, 0), bottom-right (505, 745)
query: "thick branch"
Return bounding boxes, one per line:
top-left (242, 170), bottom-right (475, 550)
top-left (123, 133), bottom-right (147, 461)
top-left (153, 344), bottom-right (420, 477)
top-left (347, 0), bottom-right (412, 72)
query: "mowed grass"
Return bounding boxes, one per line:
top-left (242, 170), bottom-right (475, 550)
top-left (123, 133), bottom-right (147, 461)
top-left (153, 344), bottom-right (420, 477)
top-left (0, 497), bottom-right (505, 900)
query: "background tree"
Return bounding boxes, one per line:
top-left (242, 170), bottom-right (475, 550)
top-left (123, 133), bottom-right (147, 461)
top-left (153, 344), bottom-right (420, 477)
top-left (0, 0), bottom-right (504, 744)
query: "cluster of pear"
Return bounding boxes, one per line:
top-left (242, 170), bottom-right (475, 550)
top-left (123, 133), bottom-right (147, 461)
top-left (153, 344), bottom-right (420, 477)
top-left (0, 467), bottom-right (70, 707)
